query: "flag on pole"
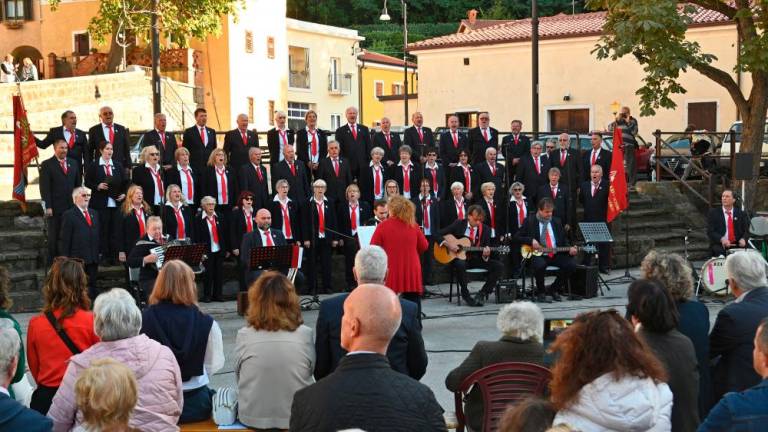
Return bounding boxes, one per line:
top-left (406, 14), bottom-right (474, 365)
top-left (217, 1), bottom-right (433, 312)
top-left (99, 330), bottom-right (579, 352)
top-left (12, 94), bottom-right (39, 211)
top-left (607, 125), bottom-right (628, 222)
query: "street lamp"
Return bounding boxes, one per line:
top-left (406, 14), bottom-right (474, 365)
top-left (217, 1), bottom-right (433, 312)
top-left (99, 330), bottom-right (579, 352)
top-left (380, 0), bottom-right (409, 126)
top-left (610, 100), bottom-right (621, 115)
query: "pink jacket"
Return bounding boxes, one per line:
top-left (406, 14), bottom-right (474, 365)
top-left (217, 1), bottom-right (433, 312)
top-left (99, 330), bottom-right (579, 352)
top-left (48, 334), bottom-right (183, 432)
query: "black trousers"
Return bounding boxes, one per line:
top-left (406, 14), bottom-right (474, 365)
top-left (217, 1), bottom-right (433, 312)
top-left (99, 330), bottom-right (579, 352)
top-left (46, 214), bottom-right (62, 262)
top-left (711, 244), bottom-right (727, 257)
top-left (531, 253), bottom-right (576, 296)
top-left (96, 207), bottom-right (118, 261)
top-left (84, 262), bottom-right (99, 301)
top-left (582, 243), bottom-right (611, 271)
top-left (307, 238), bottom-right (333, 294)
top-left (420, 235), bottom-right (435, 285)
top-left (401, 292), bottom-right (422, 320)
top-left (451, 257), bottom-right (503, 297)
top-left (343, 235), bottom-right (360, 291)
top-left (203, 250), bottom-right (224, 300)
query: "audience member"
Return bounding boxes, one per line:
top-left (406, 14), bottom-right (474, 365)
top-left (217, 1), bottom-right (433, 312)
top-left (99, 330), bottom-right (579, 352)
top-left (0, 267), bottom-right (26, 399)
top-left (314, 246), bottom-right (427, 381)
top-left (27, 258), bottom-right (99, 415)
top-left (710, 250), bottom-right (768, 402)
top-left (73, 358), bottom-right (140, 432)
top-left (291, 284), bottom-right (445, 432)
top-left (641, 250), bottom-right (712, 415)
top-left (446, 302), bottom-right (546, 432)
top-left (49, 288), bottom-right (182, 431)
top-left (234, 272), bottom-right (314, 429)
top-left (550, 310), bottom-right (672, 431)
top-left (498, 397), bottom-right (555, 432)
top-left (699, 317), bottom-right (768, 431)
top-left (627, 279), bottom-right (700, 431)
top-left (141, 260), bottom-right (224, 423)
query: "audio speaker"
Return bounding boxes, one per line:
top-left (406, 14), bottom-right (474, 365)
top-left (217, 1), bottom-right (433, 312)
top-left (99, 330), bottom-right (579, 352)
top-left (570, 265), bottom-right (598, 299)
top-left (735, 153), bottom-right (755, 181)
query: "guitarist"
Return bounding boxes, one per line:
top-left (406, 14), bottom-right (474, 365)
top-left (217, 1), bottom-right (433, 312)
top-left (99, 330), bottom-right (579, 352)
top-left (438, 205), bottom-right (503, 307)
top-left (514, 197), bottom-right (577, 302)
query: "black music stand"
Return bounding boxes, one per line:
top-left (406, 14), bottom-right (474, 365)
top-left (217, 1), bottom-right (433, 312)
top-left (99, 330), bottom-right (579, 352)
top-left (248, 245), bottom-right (294, 272)
top-left (164, 244), bottom-right (206, 273)
top-left (578, 222), bottom-right (612, 295)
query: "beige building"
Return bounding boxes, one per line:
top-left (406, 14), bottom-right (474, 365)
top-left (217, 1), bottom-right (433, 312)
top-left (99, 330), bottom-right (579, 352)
top-left (409, 9), bottom-right (740, 138)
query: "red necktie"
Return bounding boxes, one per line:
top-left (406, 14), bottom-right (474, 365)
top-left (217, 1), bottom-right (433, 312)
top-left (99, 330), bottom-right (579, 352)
top-left (199, 127), bottom-right (206, 145)
top-left (385, 133), bottom-right (391, 148)
top-left (309, 130), bottom-right (317, 157)
top-left (83, 210), bottom-right (92, 226)
top-left (217, 168), bottom-right (228, 204)
top-left (289, 161), bottom-right (296, 176)
top-left (281, 203), bottom-right (293, 238)
top-left (430, 169), bottom-right (438, 195)
top-left (517, 202), bottom-right (525, 227)
top-left (592, 183), bottom-right (598, 197)
top-left (463, 166), bottom-right (471, 191)
top-left (544, 225), bottom-right (554, 257)
top-left (422, 199), bottom-right (430, 229)
top-left (727, 210), bottom-right (736, 243)
top-left (534, 157), bottom-right (540, 174)
top-left (245, 211), bottom-right (253, 233)
top-left (150, 167), bottom-right (164, 198)
top-left (417, 127), bottom-right (424, 143)
top-left (514, 135), bottom-right (519, 145)
top-left (255, 165), bottom-right (263, 182)
top-left (591, 150), bottom-right (597, 166)
top-left (333, 158), bottom-right (340, 177)
top-left (350, 125), bottom-right (357, 140)
top-left (104, 163), bottom-right (111, 176)
top-left (551, 187), bottom-right (557, 199)
top-left (374, 166), bottom-right (382, 197)
top-left (316, 201), bottom-right (325, 234)
top-left (488, 201), bottom-right (495, 229)
top-left (208, 216), bottom-right (219, 245)
top-left (68, 129), bottom-right (75, 149)
top-left (175, 207), bottom-right (185, 238)
top-left (469, 227), bottom-right (476, 244)
top-left (60, 159), bottom-right (68, 174)
top-left (482, 129), bottom-right (489, 142)
top-left (136, 209), bottom-right (146, 237)
top-left (350, 205), bottom-right (358, 232)
top-left (182, 168), bottom-right (193, 201)
top-left (402, 165), bottom-right (410, 194)
top-left (452, 131), bottom-right (458, 148)
top-left (108, 125), bottom-right (114, 144)
top-left (279, 129), bottom-right (287, 146)
top-left (560, 150), bottom-right (566, 166)
top-left (241, 130), bottom-right (248, 146)
top-left (457, 201), bottom-right (464, 219)
top-left (490, 163), bottom-right (496, 176)
top-left (159, 131), bottom-right (166, 148)
top-left (264, 229), bottom-right (274, 246)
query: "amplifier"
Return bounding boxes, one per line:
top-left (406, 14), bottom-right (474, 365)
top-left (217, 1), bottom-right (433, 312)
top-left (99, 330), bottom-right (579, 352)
top-left (496, 279), bottom-right (519, 304)
top-left (570, 265), bottom-right (598, 299)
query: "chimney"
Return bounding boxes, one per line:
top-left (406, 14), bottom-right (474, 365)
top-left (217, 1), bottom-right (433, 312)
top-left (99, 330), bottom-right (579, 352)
top-left (468, 9), bottom-right (478, 25)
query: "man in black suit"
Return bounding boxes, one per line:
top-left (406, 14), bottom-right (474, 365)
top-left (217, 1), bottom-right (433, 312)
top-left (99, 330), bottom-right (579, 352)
top-left (142, 113), bottom-right (178, 169)
top-left (365, 199), bottom-right (389, 226)
top-left (314, 246), bottom-right (428, 381)
top-left (501, 119), bottom-right (531, 182)
top-left (40, 139), bottom-right (81, 261)
top-left (439, 114), bottom-right (468, 167)
top-left (295, 109), bottom-right (326, 180)
top-left (271, 145), bottom-right (309, 204)
top-left (582, 132), bottom-right (612, 182)
top-left (223, 113), bottom-right (259, 175)
top-left (316, 140), bottom-right (352, 204)
top-left (707, 189), bottom-right (749, 257)
top-left (710, 251), bottom-right (768, 402)
top-left (239, 209), bottom-right (288, 287)
top-left (537, 167), bottom-right (571, 230)
top-left (439, 205), bottom-right (503, 307)
top-left (60, 186), bottom-right (100, 299)
top-left (336, 185), bottom-right (372, 291)
top-left (580, 164), bottom-right (610, 273)
top-left (473, 146), bottom-right (505, 202)
top-left (302, 179), bottom-right (339, 294)
top-left (182, 108), bottom-right (217, 174)
top-left (87, 106), bottom-right (131, 174)
top-left (237, 147), bottom-right (270, 210)
top-left (415, 179), bottom-right (440, 286)
top-left (36, 110), bottom-right (89, 173)
top-left (551, 133), bottom-right (581, 194)
top-left (516, 141), bottom-right (550, 207)
top-left (127, 216), bottom-right (165, 302)
top-left (371, 117), bottom-right (401, 168)
top-left (267, 110), bottom-right (295, 167)
top-left (335, 106), bottom-right (371, 180)
top-left (468, 111), bottom-right (499, 164)
top-left (292, 284), bottom-right (444, 432)
top-left (403, 112), bottom-right (434, 163)
top-left (423, 147), bottom-right (447, 201)
top-left (514, 198), bottom-right (577, 302)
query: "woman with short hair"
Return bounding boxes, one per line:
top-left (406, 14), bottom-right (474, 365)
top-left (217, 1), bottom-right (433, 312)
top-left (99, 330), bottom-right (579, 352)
top-left (162, 184), bottom-right (193, 241)
top-left (73, 358), bottom-right (140, 432)
top-left (141, 260), bottom-right (224, 424)
top-left (234, 272), bottom-right (314, 429)
top-left (48, 288), bottom-right (183, 431)
top-left (132, 145), bottom-right (166, 216)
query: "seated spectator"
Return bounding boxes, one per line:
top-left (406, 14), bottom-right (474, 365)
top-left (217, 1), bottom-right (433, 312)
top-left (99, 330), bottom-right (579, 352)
top-left (550, 310), bottom-right (673, 431)
top-left (627, 279), bottom-right (700, 431)
top-left (699, 317), bottom-right (768, 430)
top-left (710, 250), bottom-right (768, 401)
top-left (49, 288), bottom-right (183, 431)
top-left (0, 266), bottom-right (26, 400)
top-left (641, 250), bottom-right (712, 415)
top-left (314, 246), bottom-right (428, 381)
top-left (141, 260), bottom-right (224, 424)
top-left (0, 322), bottom-right (52, 431)
top-left (27, 257), bottom-right (100, 414)
top-left (73, 358), bottom-right (140, 432)
top-left (234, 271), bottom-right (314, 429)
top-left (291, 284), bottom-right (446, 432)
top-left (446, 302), bottom-right (546, 432)
top-left (498, 397), bottom-right (555, 432)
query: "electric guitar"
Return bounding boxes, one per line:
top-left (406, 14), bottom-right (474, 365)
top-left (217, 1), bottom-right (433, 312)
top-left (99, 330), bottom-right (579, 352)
top-left (433, 234), bottom-right (510, 264)
top-left (520, 244), bottom-right (596, 259)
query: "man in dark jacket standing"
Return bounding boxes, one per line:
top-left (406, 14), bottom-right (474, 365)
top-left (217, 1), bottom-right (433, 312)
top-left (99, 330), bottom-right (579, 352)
top-left (60, 186), bottom-right (100, 300)
top-left (292, 283), bottom-right (445, 432)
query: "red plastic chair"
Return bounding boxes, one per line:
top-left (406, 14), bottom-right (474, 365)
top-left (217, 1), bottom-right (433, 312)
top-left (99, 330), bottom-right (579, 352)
top-left (453, 361), bottom-right (552, 432)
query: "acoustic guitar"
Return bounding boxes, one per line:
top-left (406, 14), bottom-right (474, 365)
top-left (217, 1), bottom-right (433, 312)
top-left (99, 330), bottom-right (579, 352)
top-left (520, 244), bottom-right (596, 259)
top-left (433, 234), bottom-right (510, 264)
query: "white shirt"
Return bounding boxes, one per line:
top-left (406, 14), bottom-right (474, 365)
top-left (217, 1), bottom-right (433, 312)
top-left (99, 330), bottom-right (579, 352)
top-left (214, 166), bottom-right (228, 204)
top-left (369, 161), bottom-right (385, 199)
top-left (539, 221), bottom-right (556, 248)
top-left (101, 123), bottom-right (114, 143)
top-left (177, 164), bottom-right (195, 205)
top-left (722, 207), bottom-right (735, 242)
top-left (203, 213), bottom-right (221, 253)
top-left (277, 127), bottom-right (288, 162)
top-left (398, 160), bottom-right (413, 198)
top-left (273, 195), bottom-right (293, 239)
top-left (306, 127), bottom-right (320, 163)
top-left (198, 125), bottom-right (208, 146)
top-left (419, 194), bottom-right (432, 236)
top-left (145, 162), bottom-right (163, 205)
top-left (99, 158), bottom-right (116, 208)
top-left (485, 199), bottom-right (496, 237)
top-left (63, 128), bottom-right (76, 143)
top-left (183, 321), bottom-right (224, 391)
top-left (313, 197), bottom-right (327, 238)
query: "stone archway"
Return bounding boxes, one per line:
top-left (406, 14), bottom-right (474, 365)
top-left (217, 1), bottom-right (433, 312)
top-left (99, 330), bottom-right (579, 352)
top-left (11, 45), bottom-right (43, 78)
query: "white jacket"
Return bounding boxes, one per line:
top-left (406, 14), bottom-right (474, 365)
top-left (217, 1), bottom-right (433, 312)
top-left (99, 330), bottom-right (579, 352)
top-left (554, 373), bottom-right (673, 432)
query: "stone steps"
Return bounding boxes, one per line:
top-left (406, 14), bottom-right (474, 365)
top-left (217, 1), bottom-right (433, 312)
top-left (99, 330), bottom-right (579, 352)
top-left (0, 250), bottom-right (43, 273)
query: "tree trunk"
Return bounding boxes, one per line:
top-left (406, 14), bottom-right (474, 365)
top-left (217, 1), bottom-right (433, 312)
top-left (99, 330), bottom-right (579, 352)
top-left (105, 27), bottom-right (124, 73)
top-left (737, 86), bottom-right (768, 211)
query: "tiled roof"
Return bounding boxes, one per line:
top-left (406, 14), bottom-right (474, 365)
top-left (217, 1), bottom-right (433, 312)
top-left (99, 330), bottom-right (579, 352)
top-left (358, 50), bottom-right (417, 68)
top-left (458, 19), bottom-right (515, 32)
top-left (409, 7), bottom-right (731, 51)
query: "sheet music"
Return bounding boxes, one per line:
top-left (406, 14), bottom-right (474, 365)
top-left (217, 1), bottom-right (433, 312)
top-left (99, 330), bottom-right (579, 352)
top-left (150, 245), bottom-right (165, 268)
top-left (357, 226), bottom-right (376, 248)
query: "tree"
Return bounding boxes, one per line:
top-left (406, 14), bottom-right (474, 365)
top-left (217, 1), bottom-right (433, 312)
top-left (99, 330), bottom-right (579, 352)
top-left (587, 0), bottom-right (768, 208)
top-left (49, 0), bottom-right (243, 73)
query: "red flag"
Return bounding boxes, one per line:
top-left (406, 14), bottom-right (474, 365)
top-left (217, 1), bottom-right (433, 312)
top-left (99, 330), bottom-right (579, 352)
top-left (607, 125), bottom-right (628, 222)
top-left (12, 95), bottom-right (39, 211)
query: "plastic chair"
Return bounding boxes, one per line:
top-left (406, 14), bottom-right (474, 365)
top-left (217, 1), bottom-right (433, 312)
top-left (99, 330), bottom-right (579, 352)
top-left (454, 362), bottom-right (552, 432)
top-left (449, 266), bottom-right (489, 305)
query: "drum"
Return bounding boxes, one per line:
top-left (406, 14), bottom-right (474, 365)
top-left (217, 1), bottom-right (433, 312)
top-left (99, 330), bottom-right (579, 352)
top-left (700, 257), bottom-right (730, 296)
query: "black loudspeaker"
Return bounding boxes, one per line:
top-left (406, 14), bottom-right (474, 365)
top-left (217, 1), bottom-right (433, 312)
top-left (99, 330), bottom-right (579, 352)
top-left (570, 265), bottom-right (598, 299)
top-left (735, 153), bottom-right (755, 181)
top-left (496, 279), bottom-right (519, 304)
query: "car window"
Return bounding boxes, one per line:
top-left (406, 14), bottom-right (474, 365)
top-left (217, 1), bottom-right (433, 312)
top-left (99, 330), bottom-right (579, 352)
top-left (667, 138), bottom-right (691, 149)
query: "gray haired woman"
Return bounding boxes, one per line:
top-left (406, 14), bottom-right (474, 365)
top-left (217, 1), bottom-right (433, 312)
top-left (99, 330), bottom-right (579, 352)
top-left (445, 302), bottom-right (547, 432)
top-left (48, 288), bottom-right (183, 431)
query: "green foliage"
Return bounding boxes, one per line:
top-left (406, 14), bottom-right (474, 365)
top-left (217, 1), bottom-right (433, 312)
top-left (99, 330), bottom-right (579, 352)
top-left (354, 23), bottom-right (457, 58)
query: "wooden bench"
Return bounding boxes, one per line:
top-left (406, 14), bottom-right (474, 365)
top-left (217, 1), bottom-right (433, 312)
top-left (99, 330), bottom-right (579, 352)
top-left (179, 419), bottom-right (249, 431)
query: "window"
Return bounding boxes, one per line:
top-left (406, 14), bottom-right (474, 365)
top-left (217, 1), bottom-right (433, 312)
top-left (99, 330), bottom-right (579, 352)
top-left (288, 46), bottom-right (310, 89)
top-left (267, 36), bottom-right (275, 59)
top-left (268, 100), bottom-right (275, 126)
top-left (287, 102), bottom-right (311, 130)
top-left (73, 32), bottom-right (90, 57)
top-left (331, 114), bottom-right (341, 130)
top-left (329, 57), bottom-right (340, 92)
top-left (549, 109), bottom-right (590, 134)
top-left (391, 83), bottom-right (403, 95)
top-left (247, 97), bottom-right (254, 120)
top-left (4, 0), bottom-right (30, 20)
top-left (245, 31), bottom-right (253, 53)
top-left (374, 80), bottom-right (384, 98)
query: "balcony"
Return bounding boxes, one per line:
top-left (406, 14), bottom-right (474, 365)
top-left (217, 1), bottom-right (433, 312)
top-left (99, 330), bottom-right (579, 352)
top-left (328, 73), bottom-right (352, 95)
top-left (289, 71), bottom-right (310, 89)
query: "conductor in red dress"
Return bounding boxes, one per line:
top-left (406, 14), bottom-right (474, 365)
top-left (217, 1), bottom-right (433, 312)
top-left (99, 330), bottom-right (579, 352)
top-left (370, 195), bottom-right (429, 316)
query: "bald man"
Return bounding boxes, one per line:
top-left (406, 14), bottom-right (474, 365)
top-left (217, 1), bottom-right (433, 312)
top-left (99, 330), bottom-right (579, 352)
top-left (291, 284), bottom-right (446, 432)
top-left (239, 209), bottom-right (288, 287)
top-left (224, 113), bottom-right (259, 174)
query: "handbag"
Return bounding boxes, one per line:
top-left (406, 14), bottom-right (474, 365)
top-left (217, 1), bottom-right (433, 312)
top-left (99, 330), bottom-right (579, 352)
top-left (44, 311), bottom-right (82, 355)
top-left (211, 386), bottom-right (238, 426)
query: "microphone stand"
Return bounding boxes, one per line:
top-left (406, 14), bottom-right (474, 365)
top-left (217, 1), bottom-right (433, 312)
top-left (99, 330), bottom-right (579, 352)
top-left (300, 198), bottom-right (322, 311)
top-left (606, 187), bottom-right (636, 284)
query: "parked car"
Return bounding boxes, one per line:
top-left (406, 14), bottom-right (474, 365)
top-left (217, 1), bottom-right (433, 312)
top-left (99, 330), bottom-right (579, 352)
top-left (718, 120), bottom-right (768, 175)
top-left (649, 132), bottom-right (723, 179)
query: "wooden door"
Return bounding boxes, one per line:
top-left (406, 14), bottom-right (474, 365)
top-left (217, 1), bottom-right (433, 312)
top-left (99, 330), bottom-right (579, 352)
top-left (549, 109), bottom-right (590, 133)
top-left (688, 102), bottom-right (717, 131)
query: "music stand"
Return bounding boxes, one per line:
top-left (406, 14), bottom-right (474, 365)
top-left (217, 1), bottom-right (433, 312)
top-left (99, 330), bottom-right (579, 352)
top-left (578, 222), bottom-right (612, 295)
top-left (164, 244), bottom-right (206, 273)
top-left (248, 245), bottom-right (294, 272)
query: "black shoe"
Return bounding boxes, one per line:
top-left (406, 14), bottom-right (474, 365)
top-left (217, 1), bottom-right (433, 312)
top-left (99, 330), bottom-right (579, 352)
top-left (473, 293), bottom-right (486, 306)
top-left (462, 295), bottom-right (480, 307)
top-left (212, 296), bottom-right (225, 302)
top-left (552, 293), bottom-right (562, 302)
top-left (536, 293), bottom-right (547, 303)
top-left (201, 296), bottom-right (212, 303)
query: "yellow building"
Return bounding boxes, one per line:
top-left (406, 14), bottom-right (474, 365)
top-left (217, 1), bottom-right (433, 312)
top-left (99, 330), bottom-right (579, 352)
top-left (358, 49), bottom-right (417, 128)
top-left (408, 9), bottom-right (740, 138)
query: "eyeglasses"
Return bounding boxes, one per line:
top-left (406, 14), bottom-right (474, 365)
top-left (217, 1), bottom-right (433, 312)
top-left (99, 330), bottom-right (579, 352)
top-left (558, 139), bottom-right (569, 142)
top-left (243, 197), bottom-right (253, 201)
top-left (512, 188), bottom-right (523, 192)
top-left (149, 152), bottom-right (160, 156)
top-left (81, 193), bottom-right (91, 197)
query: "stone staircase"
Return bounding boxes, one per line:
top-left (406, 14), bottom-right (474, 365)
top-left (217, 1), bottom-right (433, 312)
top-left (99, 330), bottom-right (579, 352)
top-left (0, 201), bottom-right (47, 312)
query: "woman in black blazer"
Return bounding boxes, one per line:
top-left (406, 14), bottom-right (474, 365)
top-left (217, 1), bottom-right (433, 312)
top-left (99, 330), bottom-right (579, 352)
top-left (450, 149), bottom-right (475, 203)
top-left (202, 148), bottom-right (236, 229)
top-left (230, 191), bottom-right (257, 291)
top-left (84, 141), bottom-right (126, 264)
top-left (115, 184), bottom-right (152, 287)
top-left (161, 184), bottom-right (194, 241)
top-left (131, 145), bottom-right (166, 216)
top-left (194, 196), bottom-right (229, 302)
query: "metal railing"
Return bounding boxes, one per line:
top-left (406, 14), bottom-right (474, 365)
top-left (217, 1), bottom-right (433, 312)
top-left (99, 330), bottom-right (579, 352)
top-left (161, 78), bottom-right (197, 129)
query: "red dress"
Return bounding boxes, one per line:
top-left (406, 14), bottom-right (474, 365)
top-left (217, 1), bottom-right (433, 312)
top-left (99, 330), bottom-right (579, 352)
top-left (370, 217), bottom-right (429, 294)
